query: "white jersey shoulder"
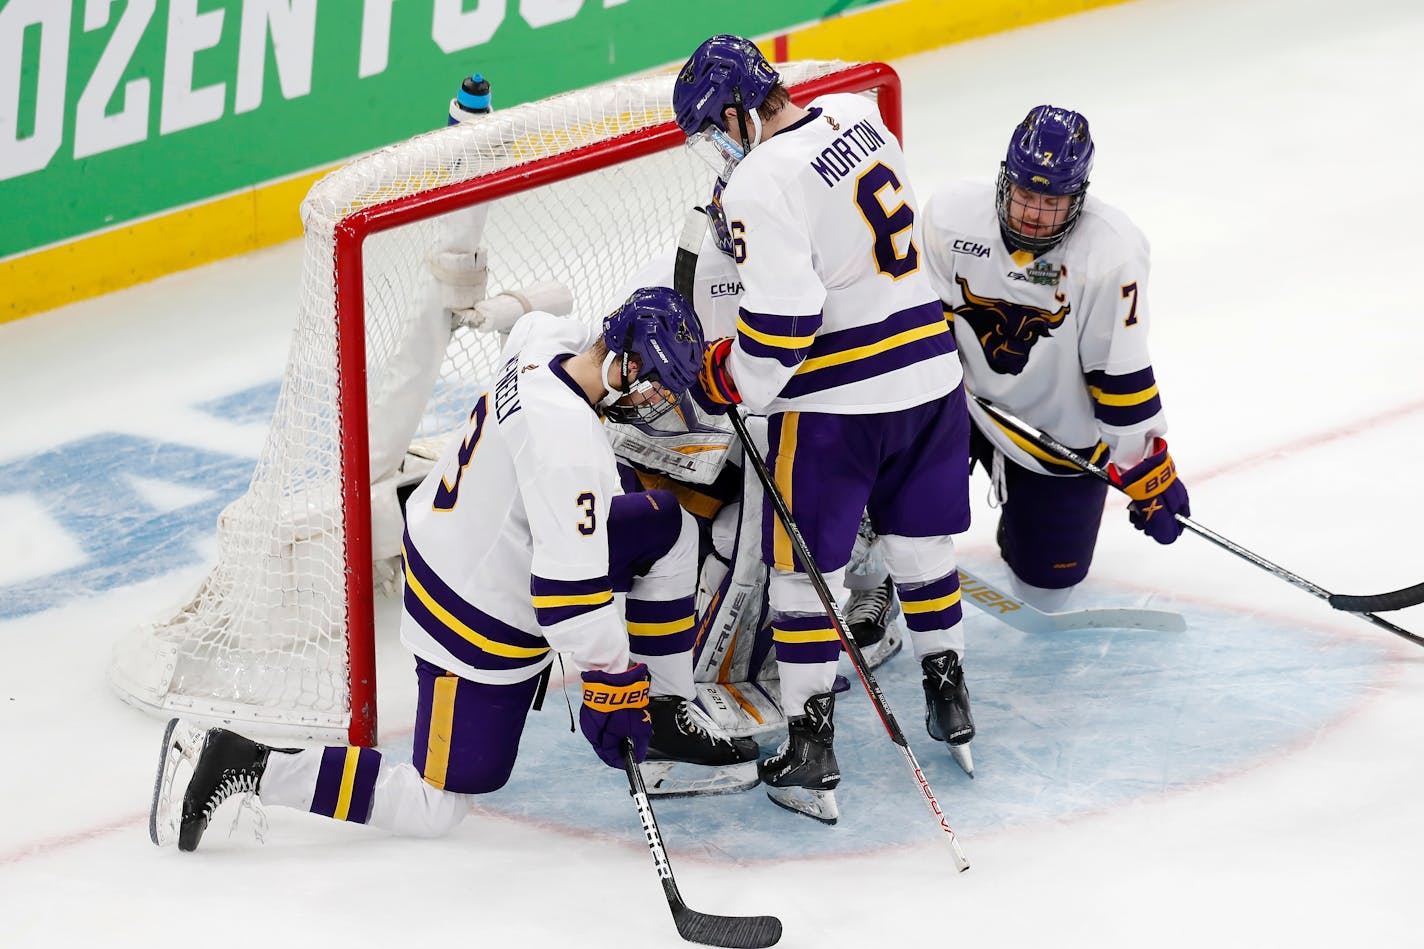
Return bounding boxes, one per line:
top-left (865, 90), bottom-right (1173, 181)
top-left (399, 312), bottom-right (629, 684)
top-left (718, 95), bottom-right (959, 416)
top-left (922, 180), bottom-right (1165, 474)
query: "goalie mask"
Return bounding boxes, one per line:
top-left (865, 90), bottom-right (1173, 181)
top-left (995, 104), bottom-right (1094, 255)
top-left (599, 287), bottom-right (706, 425)
top-left (674, 34), bottom-right (781, 178)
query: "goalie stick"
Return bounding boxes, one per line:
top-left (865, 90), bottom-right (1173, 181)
top-left (674, 205), bottom-right (969, 872)
top-left (623, 742), bottom-right (783, 948)
top-left (956, 565), bottom-right (1187, 633)
top-left (972, 395), bottom-right (1424, 649)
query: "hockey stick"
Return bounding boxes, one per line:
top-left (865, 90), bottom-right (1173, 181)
top-left (623, 742), bottom-right (783, 948)
top-left (673, 206), bottom-right (968, 869)
top-left (956, 565), bottom-right (1187, 633)
top-left (1327, 582), bottom-right (1424, 614)
top-left (972, 395), bottom-right (1424, 649)
top-left (727, 406), bottom-right (971, 871)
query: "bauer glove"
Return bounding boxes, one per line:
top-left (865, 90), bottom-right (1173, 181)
top-left (1108, 437), bottom-right (1190, 545)
top-left (695, 337), bottom-right (741, 412)
top-left (579, 663), bottom-right (652, 768)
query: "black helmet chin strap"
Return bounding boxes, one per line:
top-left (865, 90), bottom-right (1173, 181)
top-left (732, 86), bottom-right (753, 155)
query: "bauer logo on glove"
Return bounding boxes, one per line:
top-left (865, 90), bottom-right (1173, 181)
top-left (580, 664), bottom-right (653, 768)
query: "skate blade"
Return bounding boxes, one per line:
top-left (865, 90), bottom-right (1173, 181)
top-left (643, 759), bottom-right (760, 798)
top-left (862, 624), bottom-right (903, 672)
top-left (149, 719), bottom-right (207, 847)
top-left (765, 785), bottom-right (839, 825)
top-left (950, 742), bottom-right (975, 778)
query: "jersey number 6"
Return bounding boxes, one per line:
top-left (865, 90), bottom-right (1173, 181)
top-left (855, 162), bottom-right (919, 279)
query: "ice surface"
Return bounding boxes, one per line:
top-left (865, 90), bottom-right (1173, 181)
top-left (2, 1), bottom-right (1422, 946)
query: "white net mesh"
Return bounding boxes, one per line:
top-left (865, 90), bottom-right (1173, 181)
top-left (108, 60), bottom-right (875, 742)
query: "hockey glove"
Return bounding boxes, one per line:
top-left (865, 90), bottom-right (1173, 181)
top-left (695, 337), bottom-right (741, 412)
top-left (1108, 437), bottom-right (1190, 545)
top-left (579, 663), bottom-right (652, 768)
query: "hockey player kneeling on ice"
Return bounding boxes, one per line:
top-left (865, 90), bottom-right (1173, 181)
top-left (150, 288), bottom-right (761, 851)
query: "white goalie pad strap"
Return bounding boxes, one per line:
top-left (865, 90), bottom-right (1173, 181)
top-left (429, 248), bottom-right (490, 313)
top-left (454, 280), bottom-right (574, 333)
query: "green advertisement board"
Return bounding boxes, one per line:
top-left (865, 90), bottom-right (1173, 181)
top-left (1, 0), bottom-right (889, 259)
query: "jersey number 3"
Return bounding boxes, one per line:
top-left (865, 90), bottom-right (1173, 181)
top-left (855, 162), bottom-right (919, 279)
top-left (433, 395), bottom-right (490, 511)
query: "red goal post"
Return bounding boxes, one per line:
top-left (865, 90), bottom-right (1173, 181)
top-left (109, 60), bottom-right (903, 747)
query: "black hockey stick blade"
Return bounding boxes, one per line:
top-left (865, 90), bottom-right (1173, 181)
top-left (1328, 581), bottom-right (1424, 614)
top-left (623, 742), bottom-right (783, 947)
top-left (672, 905), bottom-right (783, 949)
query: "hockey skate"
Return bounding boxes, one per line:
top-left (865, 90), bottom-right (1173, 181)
top-left (643, 695), bottom-right (761, 797)
top-left (922, 650), bottom-right (976, 777)
top-left (757, 692), bottom-right (841, 824)
top-left (149, 718), bottom-right (276, 851)
top-left (844, 577), bottom-right (902, 670)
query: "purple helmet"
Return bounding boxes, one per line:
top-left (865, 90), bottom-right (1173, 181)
top-left (673, 34), bottom-right (780, 137)
top-left (995, 105), bottom-right (1094, 254)
top-left (601, 287), bottom-right (706, 424)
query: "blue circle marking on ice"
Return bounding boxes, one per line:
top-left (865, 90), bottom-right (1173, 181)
top-left (387, 604), bottom-right (1385, 861)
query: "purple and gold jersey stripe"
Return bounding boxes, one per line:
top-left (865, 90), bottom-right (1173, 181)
top-left (530, 574), bottom-right (614, 626)
top-left (1085, 367), bottom-right (1162, 428)
top-left (627, 595), bottom-right (696, 657)
top-left (896, 572), bottom-right (964, 633)
top-left (403, 533), bottom-right (551, 672)
top-left (781, 300), bottom-right (954, 399)
top-left (311, 746), bottom-right (382, 822)
top-left (737, 309), bottom-right (824, 367)
top-left (771, 613), bottom-right (844, 664)
top-left (984, 413), bottom-right (1110, 474)
top-left (769, 413), bottom-right (801, 572)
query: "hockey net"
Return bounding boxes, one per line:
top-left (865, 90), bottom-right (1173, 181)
top-left (108, 59), bottom-right (902, 745)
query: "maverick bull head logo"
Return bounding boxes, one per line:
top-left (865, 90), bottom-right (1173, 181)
top-left (952, 275), bottom-right (1069, 375)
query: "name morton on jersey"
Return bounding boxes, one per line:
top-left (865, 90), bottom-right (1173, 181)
top-left (810, 118), bottom-right (886, 188)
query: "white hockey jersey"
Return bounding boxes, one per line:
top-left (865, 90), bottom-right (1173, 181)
top-left (921, 179), bottom-right (1168, 474)
top-left (619, 230), bottom-right (743, 339)
top-left (720, 93), bottom-right (960, 415)
top-left (399, 313), bottom-right (630, 684)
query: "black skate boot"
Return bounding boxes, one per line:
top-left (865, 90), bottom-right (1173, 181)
top-left (642, 696), bottom-right (760, 797)
top-left (922, 650), bottom-right (976, 777)
top-left (757, 692), bottom-right (841, 824)
top-left (150, 719), bottom-right (278, 851)
top-left (844, 577), bottom-right (902, 670)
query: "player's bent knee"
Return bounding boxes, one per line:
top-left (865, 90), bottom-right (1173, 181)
top-left (404, 787), bottom-right (477, 837)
